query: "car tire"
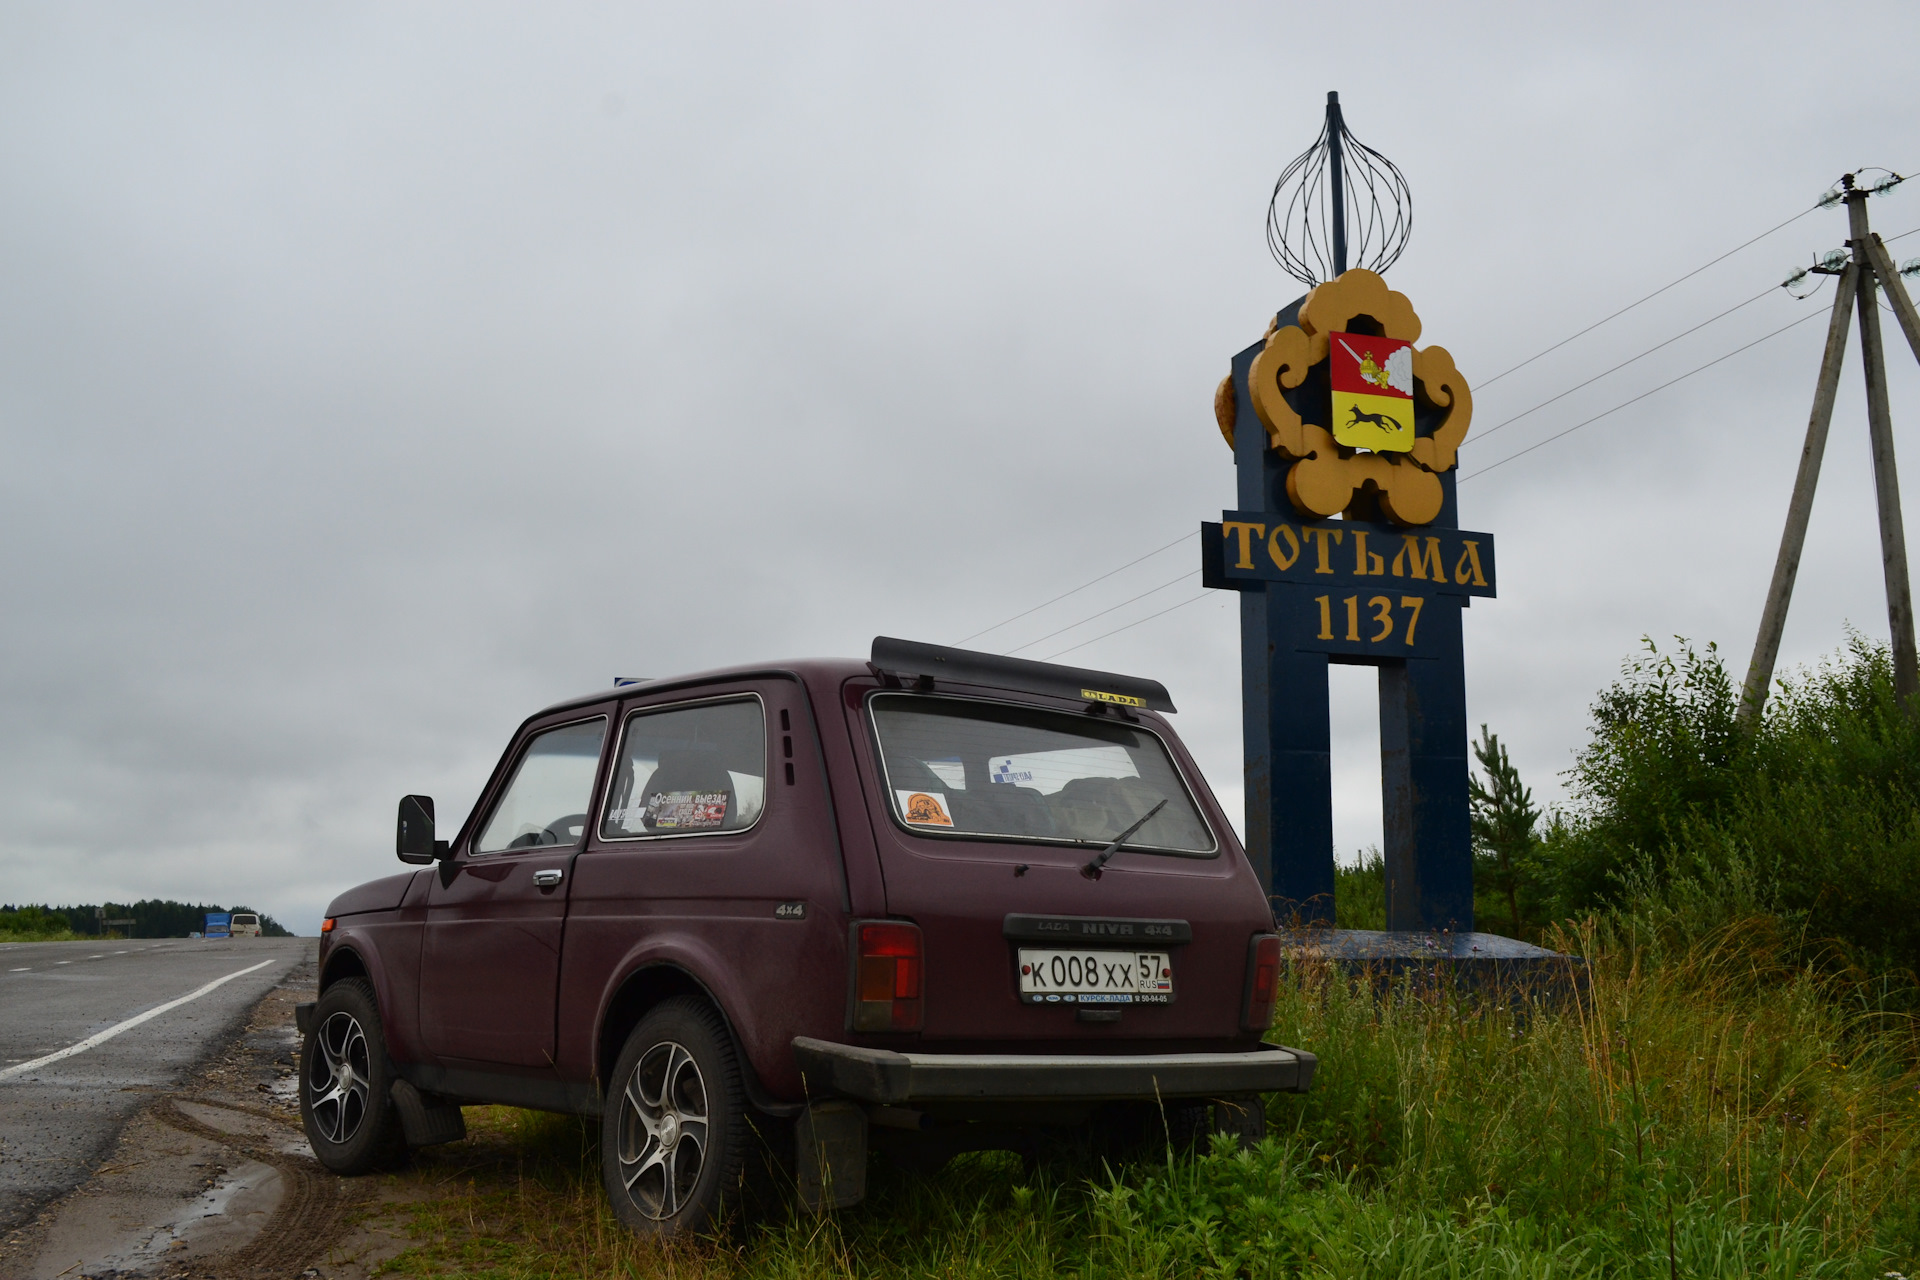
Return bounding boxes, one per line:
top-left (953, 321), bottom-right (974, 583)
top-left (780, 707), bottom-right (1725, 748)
top-left (601, 997), bottom-right (749, 1237)
top-left (299, 978), bottom-right (407, 1175)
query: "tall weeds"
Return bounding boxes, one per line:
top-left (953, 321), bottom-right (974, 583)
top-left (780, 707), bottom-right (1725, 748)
top-left (1269, 917), bottom-right (1920, 1274)
top-left (369, 919), bottom-right (1920, 1278)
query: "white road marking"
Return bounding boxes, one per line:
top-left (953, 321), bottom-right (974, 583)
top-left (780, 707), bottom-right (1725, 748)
top-left (7, 967), bottom-right (27, 973)
top-left (88, 955), bottom-right (104, 959)
top-left (0, 959), bottom-right (275, 1082)
top-left (54, 961), bottom-right (70, 966)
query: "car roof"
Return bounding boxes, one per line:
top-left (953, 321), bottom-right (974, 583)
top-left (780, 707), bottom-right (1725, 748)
top-left (531, 657), bottom-right (872, 719)
top-left (527, 641), bottom-right (1177, 721)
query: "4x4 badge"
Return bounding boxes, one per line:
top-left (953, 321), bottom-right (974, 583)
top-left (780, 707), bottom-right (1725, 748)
top-left (774, 902), bottom-right (806, 920)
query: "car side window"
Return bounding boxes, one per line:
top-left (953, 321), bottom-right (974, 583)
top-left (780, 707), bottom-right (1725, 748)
top-left (474, 718), bottom-right (609, 854)
top-left (600, 698), bottom-right (766, 840)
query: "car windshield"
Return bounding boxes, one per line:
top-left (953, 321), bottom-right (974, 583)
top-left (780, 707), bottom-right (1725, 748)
top-left (869, 694), bottom-right (1215, 855)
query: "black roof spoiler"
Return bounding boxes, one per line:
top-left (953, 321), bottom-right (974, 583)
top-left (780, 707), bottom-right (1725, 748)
top-left (869, 637), bottom-right (1176, 713)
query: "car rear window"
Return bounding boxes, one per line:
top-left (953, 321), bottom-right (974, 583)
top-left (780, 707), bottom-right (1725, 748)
top-left (869, 694), bottom-right (1215, 856)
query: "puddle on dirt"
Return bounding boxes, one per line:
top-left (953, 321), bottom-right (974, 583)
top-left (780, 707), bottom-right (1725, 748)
top-left (72, 1160), bottom-right (282, 1278)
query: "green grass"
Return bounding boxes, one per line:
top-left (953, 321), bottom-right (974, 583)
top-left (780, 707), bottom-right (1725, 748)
top-left (364, 916), bottom-right (1920, 1279)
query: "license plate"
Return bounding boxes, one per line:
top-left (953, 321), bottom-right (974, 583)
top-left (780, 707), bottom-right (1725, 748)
top-left (1017, 949), bottom-right (1173, 1005)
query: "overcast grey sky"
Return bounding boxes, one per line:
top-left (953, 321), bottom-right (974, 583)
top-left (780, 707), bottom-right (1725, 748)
top-left (3, 2), bottom-right (1918, 934)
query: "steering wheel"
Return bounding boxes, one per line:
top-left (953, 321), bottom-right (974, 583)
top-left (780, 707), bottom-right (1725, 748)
top-left (542, 813), bottom-right (589, 845)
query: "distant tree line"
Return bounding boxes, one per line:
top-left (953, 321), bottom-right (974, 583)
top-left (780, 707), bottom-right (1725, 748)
top-left (0, 899), bottom-right (293, 939)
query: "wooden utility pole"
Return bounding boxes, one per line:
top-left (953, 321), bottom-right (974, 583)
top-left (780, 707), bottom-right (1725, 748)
top-left (1738, 262), bottom-right (1855, 725)
top-left (1740, 173), bottom-right (1920, 722)
top-left (1863, 232), bottom-right (1920, 364)
top-left (1851, 187), bottom-right (1920, 704)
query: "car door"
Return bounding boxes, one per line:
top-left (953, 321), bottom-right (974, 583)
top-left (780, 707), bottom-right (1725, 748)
top-left (418, 709), bottom-right (611, 1068)
top-left (552, 681), bottom-right (850, 1095)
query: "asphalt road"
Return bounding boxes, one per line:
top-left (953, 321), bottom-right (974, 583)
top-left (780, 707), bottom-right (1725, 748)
top-left (0, 936), bottom-right (312, 1230)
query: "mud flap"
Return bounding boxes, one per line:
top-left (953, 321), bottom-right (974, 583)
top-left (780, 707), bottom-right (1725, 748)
top-left (294, 1002), bottom-right (315, 1036)
top-left (795, 1099), bottom-right (867, 1211)
top-left (391, 1078), bottom-right (467, 1147)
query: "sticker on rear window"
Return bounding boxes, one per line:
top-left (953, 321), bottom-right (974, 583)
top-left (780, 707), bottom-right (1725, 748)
top-left (647, 790), bottom-right (729, 829)
top-left (897, 790), bottom-right (954, 826)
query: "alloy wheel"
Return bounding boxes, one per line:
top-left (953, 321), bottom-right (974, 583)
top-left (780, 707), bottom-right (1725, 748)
top-left (615, 1040), bottom-right (709, 1219)
top-left (306, 1010), bottom-right (372, 1145)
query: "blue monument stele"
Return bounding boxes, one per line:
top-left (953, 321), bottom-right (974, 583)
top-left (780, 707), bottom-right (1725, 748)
top-left (1202, 287), bottom-right (1488, 933)
top-left (1202, 92), bottom-right (1537, 968)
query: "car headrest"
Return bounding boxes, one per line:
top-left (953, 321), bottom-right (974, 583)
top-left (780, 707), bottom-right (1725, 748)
top-left (641, 750), bottom-right (736, 831)
top-left (884, 756), bottom-right (953, 795)
top-left (646, 750), bottom-right (733, 796)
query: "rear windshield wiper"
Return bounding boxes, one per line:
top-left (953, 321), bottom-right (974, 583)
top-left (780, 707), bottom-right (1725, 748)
top-left (1080, 799), bottom-right (1168, 880)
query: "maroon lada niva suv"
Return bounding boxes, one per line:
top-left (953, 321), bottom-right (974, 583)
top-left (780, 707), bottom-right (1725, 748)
top-left (298, 638), bottom-right (1313, 1235)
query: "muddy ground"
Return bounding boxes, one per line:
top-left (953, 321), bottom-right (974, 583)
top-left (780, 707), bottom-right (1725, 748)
top-left (0, 957), bottom-right (419, 1280)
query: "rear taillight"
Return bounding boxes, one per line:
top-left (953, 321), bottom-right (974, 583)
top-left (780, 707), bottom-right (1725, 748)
top-left (851, 921), bottom-right (923, 1032)
top-left (1242, 933), bottom-right (1281, 1030)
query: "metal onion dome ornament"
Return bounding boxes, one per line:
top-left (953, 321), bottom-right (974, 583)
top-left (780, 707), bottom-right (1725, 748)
top-left (1266, 92), bottom-right (1412, 286)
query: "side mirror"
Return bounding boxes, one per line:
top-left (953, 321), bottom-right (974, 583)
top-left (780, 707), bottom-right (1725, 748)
top-left (397, 795), bottom-right (448, 864)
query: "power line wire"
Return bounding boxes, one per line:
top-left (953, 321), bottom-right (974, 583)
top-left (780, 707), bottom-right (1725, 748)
top-left (1003, 570), bottom-right (1194, 655)
top-left (1471, 284), bottom-right (1785, 445)
top-left (1458, 308), bottom-right (1829, 483)
top-left (979, 218), bottom-right (1920, 665)
top-left (1004, 299), bottom-right (1832, 660)
top-left (1042, 593), bottom-right (1216, 661)
top-left (1025, 264), bottom-right (1874, 658)
top-left (991, 303), bottom-right (1809, 658)
top-left (1477, 203), bottom-right (1821, 391)
top-left (952, 531), bottom-right (1192, 645)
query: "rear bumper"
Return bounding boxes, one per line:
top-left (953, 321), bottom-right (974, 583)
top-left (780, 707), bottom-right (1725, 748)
top-left (792, 1036), bottom-right (1314, 1105)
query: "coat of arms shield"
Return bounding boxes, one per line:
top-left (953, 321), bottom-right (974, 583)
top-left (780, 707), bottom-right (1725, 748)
top-left (1330, 331), bottom-right (1415, 452)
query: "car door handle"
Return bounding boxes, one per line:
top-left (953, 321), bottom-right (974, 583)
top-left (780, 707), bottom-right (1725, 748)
top-left (532, 868), bottom-right (564, 888)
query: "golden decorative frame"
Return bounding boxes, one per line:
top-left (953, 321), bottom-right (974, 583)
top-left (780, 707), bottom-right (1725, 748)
top-left (1214, 269), bottom-right (1472, 527)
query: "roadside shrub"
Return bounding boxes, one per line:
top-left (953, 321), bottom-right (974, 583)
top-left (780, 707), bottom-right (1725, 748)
top-left (1333, 850), bottom-right (1386, 931)
top-left (0, 904), bottom-right (80, 941)
top-left (1537, 634), bottom-right (1920, 976)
